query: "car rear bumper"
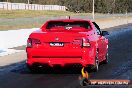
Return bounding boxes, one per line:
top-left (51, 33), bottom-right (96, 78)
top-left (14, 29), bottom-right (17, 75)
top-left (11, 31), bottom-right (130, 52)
top-left (26, 48), bottom-right (95, 67)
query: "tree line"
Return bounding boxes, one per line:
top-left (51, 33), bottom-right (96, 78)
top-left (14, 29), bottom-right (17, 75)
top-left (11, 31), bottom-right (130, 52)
top-left (1, 0), bottom-right (132, 13)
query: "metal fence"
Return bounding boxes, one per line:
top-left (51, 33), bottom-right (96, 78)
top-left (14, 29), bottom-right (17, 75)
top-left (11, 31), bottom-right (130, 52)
top-left (0, 2), bottom-right (66, 11)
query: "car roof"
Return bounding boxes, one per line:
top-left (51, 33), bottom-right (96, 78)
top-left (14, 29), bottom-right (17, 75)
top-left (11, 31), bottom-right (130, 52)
top-left (46, 19), bottom-right (92, 22)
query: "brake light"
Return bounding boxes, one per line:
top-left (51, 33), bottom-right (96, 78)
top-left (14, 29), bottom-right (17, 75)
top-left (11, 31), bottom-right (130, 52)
top-left (27, 38), bottom-right (41, 48)
top-left (32, 38), bottom-right (41, 44)
top-left (27, 38), bottom-right (32, 48)
top-left (82, 38), bottom-right (90, 47)
top-left (72, 39), bottom-right (82, 46)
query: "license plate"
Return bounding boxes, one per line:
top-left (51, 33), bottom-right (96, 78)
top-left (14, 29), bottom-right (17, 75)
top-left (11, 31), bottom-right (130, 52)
top-left (50, 42), bottom-right (64, 46)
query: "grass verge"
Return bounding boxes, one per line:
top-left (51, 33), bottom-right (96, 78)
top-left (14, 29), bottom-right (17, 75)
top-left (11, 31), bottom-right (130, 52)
top-left (0, 10), bottom-right (92, 18)
top-left (0, 10), bottom-right (131, 30)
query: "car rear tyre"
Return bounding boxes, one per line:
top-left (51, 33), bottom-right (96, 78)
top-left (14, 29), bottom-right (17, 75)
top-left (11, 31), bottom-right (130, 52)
top-left (92, 51), bottom-right (99, 72)
top-left (103, 52), bottom-right (109, 64)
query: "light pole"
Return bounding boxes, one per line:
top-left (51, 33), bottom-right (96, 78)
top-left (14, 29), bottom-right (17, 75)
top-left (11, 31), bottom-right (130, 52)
top-left (126, 9), bottom-right (128, 24)
top-left (7, 0), bottom-right (8, 10)
top-left (92, 0), bottom-right (95, 21)
top-left (113, 0), bottom-right (115, 14)
top-left (28, 0), bottom-right (30, 10)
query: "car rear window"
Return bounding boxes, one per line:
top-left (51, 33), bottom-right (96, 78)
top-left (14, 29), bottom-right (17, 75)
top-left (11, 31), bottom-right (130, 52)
top-left (46, 21), bottom-right (91, 31)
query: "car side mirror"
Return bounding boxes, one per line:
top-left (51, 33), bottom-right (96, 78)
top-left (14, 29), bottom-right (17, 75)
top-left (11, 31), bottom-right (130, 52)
top-left (102, 31), bottom-right (109, 36)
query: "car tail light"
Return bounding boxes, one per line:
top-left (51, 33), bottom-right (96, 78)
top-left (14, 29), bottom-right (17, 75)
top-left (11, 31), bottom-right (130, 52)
top-left (27, 38), bottom-right (41, 48)
top-left (72, 39), bottom-right (82, 46)
top-left (27, 38), bottom-right (32, 48)
top-left (82, 38), bottom-right (90, 47)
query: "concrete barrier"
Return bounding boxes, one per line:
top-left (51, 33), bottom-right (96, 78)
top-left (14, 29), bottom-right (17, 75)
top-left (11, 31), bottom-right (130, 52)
top-left (0, 28), bottom-right (39, 50)
top-left (96, 17), bottom-right (132, 29)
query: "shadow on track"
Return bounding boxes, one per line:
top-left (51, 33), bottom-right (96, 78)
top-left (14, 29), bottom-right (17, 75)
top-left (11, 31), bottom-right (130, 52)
top-left (10, 62), bottom-right (85, 75)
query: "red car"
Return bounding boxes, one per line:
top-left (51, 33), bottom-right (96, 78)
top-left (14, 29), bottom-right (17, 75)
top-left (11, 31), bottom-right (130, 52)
top-left (26, 19), bottom-right (109, 72)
